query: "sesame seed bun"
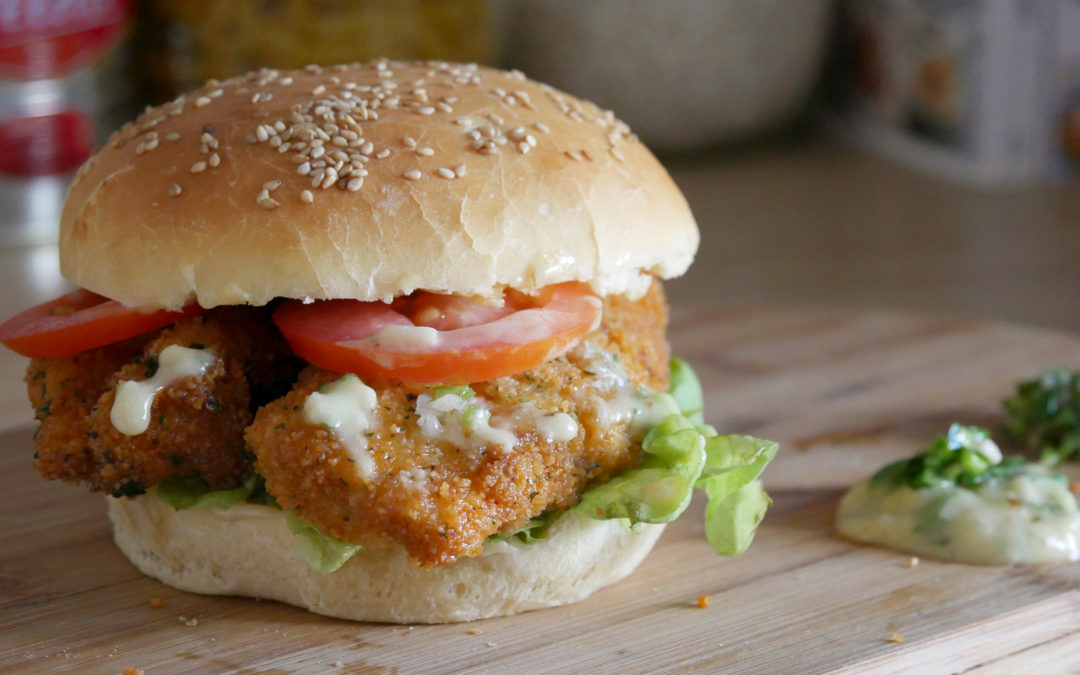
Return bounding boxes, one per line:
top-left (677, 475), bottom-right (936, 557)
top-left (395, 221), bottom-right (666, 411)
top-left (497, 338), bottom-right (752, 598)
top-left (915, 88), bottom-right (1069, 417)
top-left (61, 61), bottom-right (698, 310)
top-left (108, 493), bottom-right (664, 623)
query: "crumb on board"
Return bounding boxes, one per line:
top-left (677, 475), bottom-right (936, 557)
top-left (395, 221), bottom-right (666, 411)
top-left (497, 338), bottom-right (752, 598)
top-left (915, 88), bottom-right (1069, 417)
top-left (486, 641), bottom-right (497, 648)
top-left (697, 595), bottom-right (712, 609)
top-left (178, 616), bottom-right (199, 627)
top-left (332, 661), bottom-right (344, 668)
top-left (888, 633), bottom-right (906, 644)
top-left (150, 597), bottom-right (165, 609)
top-left (907, 557), bottom-right (920, 569)
top-left (467, 628), bottom-right (483, 635)
top-left (123, 668), bottom-right (144, 675)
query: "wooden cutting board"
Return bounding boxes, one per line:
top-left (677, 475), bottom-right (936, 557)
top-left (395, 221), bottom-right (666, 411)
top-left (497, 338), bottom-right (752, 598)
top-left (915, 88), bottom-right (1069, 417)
top-left (3, 307), bottom-right (1080, 674)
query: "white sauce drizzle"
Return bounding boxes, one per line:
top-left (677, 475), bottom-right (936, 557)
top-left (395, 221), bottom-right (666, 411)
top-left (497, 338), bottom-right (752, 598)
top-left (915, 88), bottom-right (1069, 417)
top-left (303, 373), bottom-right (379, 479)
top-left (371, 324), bottom-right (440, 348)
top-left (836, 465), bottom-right (1080, 565)
top-left (579, 345), bottom-right (674, 434)
top-left (535, 411), bottom-right (579, 443)
top-left (110, 345), bottom-right (215, 435)
top-left (416, 393), bottom-right (517, 451)
top-left (416, 391), bottom-right (582, 451)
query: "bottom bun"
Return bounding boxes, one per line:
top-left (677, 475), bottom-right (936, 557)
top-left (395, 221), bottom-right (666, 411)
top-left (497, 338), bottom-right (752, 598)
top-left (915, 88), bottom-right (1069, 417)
top-left (108, 494), bottom-right (664, 623)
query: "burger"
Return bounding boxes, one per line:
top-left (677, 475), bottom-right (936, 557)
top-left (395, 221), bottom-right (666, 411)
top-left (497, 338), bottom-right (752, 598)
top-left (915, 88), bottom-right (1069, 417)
top-left (0, 61), bottom-right (777, 623)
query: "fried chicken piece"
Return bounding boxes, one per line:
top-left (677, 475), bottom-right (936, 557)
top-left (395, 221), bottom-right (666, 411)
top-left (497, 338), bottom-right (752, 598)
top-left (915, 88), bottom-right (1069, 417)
top-left (29, 306), bottom-right (300, 496)
top-left (27, 336), bottom-right (144, 485)
top-left (246, 282), bottom-right (670, 568)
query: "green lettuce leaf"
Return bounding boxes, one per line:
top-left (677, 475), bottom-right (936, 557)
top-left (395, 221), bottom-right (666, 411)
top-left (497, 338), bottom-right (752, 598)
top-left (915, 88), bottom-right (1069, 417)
top-left (575, 413), bottom-right (706, 524)
top-left (572, 360), bottom-right (778, 556)
top-left (283, 510), bottom-right (360, 573)
top-left (695, 433), bottom-right (778, 554)
top-left (155, 474), bottom-right (358, 573)
top-left (669, 357), bottom-right (705, 425)
top-left (156, 473), bottom-right (263, 510)
top-left (703, 480), bottom-right (772, 556)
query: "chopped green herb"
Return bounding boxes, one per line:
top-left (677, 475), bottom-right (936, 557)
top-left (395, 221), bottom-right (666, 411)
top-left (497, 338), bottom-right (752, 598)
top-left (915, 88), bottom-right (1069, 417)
top-left (432, 385), bottom-right (475, 400)
top-left (1003, 368), bottom-right (1080, 466)
top-left (873, 423), bottom-right (1026, 490)
top-left (461, 407), bottom-right (489, 429)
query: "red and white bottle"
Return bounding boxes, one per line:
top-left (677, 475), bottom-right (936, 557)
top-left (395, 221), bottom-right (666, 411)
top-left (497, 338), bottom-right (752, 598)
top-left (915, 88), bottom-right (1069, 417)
top-left (0, 0), bottom-right (131, 245)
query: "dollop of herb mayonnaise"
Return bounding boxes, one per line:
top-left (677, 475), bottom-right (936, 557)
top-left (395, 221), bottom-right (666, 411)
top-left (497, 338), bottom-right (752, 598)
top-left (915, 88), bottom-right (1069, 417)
top-left (836, 424), bottom-right (1080, 565)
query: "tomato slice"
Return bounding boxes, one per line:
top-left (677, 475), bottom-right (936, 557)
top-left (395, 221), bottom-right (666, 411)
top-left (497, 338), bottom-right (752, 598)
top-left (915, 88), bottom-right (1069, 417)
top-left (273, 282), bottom-right (603, 384)
top-left (0, 289), bottom-right (205, 358)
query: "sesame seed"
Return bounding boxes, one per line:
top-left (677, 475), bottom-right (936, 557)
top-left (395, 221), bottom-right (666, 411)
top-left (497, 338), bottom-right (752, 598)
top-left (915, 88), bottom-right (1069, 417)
top-left (375, 148), bottom-right (390, 159)
top-left (297, 161), bottom-right (311, 175)
top-left (246, 133), bottom-right (258, 144)
top-left (436, 101), bottom-right (453, 113)
top-left (418, 106), bottom-right (435, 115)
top-left (610, 148), bottom-right (626, 162)
top-left (166, 132), bottom-right (181, 141)
top-left (437, 167), bottom-right (455, 179)
top-left (263, 180), bottom-right (282, 191)
top-left (255, 126), bottom-right (269, 143)
top-left (403, 169), bottom-right (422, 180)
top-left (403, 136), bottom-right (417, 148)
top-left (454, 164), bottom-right (467, 177)
top-left (195, 96), bottom-right (211, 108)
top-left (525, 134), bottom-right (537, 147)
top-left (312, 85), bottom-right (326, 95)
top-left (190, 161), bottom-right (207, 173)
top-left (347, 177), bottom-right (363, 191)
top-left (208, 152), bottom-right (221, 167)
top-left (566, 150), bottom-right (583, 161)
top-left (257, 194), bottom-right (280, 210)
top-left (310, 145), bottom-right (325, 159)
top-left (534, 121), bottom-right (550, 134)
top-left (300, 189), bottom-right (314, 203)
top-left (517, 141), bottom-right (531, 154)
top-left (208, 88), bottom-right (223, 98)
top-left (200, 132), bottom-right (214, 144)
top-left (360, 141), bottom-right (374, 155)
top-left (280, 76), bottom-right (293, 85)
top-left (168, 183), bottom-right (182, 196)
top-left (416, 147), bottom-right (434, 156)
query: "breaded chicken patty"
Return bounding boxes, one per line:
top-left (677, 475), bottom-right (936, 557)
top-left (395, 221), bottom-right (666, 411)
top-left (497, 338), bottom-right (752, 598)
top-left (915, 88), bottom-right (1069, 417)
top-left (28, 307), bottom-right (300, 496)
top-left (245, 283), bottom-right (669, 568)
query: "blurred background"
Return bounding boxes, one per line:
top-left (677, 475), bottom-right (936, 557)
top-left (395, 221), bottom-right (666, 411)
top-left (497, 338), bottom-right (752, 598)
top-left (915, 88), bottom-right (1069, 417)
top-left (0, 0), bottom-right (1077, 336)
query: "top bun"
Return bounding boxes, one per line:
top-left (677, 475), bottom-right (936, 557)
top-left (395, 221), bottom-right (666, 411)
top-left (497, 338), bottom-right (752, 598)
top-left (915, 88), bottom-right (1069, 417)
top-left (61, 61), bottom-right (698, 310)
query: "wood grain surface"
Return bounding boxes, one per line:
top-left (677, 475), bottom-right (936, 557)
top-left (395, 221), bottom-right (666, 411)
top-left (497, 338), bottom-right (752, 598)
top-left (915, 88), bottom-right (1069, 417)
top-left (3, 307), bottom-right (1080, 674)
